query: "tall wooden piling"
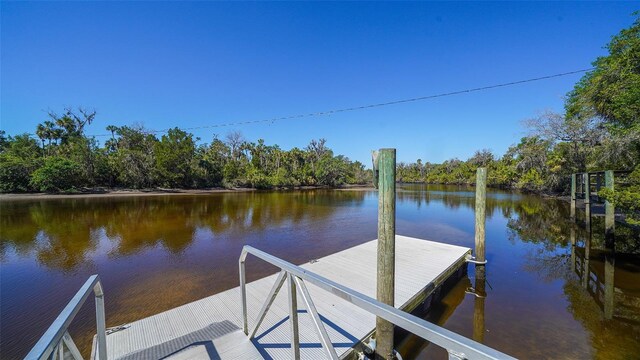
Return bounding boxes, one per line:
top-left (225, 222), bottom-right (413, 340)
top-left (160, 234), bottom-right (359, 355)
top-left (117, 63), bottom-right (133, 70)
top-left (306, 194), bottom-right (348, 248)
top-left (475, 168), bottom-right (487, 266)
top-left (605, 170), bottom-right (615, 242)
top-left (570, 174), bottom-right (576, 221)
top-left (473, 168), bottom-right (487, 345)
top-left (375, 148), bottom-right (396, 360)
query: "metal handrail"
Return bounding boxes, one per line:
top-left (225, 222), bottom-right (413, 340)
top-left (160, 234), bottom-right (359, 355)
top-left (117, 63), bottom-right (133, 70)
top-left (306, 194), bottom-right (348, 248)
top-left (239, 246), bottom-right (516, 360)
top-left (25, 275), bottom-right (107, 360)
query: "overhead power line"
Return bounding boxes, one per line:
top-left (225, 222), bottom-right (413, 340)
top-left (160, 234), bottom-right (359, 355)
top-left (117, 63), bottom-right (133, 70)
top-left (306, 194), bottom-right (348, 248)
top-left (35, 68), bottom-right (596, 138)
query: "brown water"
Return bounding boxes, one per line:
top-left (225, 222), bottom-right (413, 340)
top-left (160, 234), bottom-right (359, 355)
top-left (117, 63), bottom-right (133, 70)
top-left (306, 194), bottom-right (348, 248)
top-left (1, 186), bottom-right (639, 359)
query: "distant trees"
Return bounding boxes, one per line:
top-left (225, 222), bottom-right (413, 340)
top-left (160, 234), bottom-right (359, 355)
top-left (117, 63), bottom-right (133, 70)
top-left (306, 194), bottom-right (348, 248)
top-left (0, 114), bottom-right (371, 192)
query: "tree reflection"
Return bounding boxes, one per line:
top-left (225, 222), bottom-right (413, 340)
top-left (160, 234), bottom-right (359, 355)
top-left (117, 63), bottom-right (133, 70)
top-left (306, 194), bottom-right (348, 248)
top-left (0, 190), bottom-right (367, 271)
top-left (505, 195), bottom-right (640, 358)
top-left (397, 183), bottom-right (521, 220)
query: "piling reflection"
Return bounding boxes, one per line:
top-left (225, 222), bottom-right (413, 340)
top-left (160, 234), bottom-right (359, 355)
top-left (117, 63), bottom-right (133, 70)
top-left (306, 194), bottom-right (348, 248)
top-left (516, 197), bottom-right (640, 359)
top-left (472, 266), bottom-right (486, 344)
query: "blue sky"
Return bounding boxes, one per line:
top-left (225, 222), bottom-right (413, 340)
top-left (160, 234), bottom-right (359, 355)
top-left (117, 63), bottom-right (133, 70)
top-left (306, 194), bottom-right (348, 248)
top-left (1, 2), bottom-right (637, 164)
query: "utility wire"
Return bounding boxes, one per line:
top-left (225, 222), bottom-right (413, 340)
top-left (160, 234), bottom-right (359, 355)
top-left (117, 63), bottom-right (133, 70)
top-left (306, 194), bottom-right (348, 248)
top-left (33, 68), bottom-right (595, 138)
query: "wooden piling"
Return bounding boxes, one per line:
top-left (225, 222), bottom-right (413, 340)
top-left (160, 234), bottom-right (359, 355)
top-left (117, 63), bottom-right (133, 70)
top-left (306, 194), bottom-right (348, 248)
top-left (375, 148), bottom-right (396, 360)
top-left (473, 168), bottom-right (487, 346)
top-left (605, 170), bottom-right (615, 241)
top-left (475, 168), bottom-right (487, 265)
top-left (584, 173), bottom-right (591, 231)
top-left (570, 174), bottom-right (576, 221)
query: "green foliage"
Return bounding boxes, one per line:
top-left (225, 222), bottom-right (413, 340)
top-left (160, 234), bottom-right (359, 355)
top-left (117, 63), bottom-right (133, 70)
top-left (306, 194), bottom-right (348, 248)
top-left (0, 154), bottom-right (34, 192)
top-left (0, 134), bottom-right (42, 192)
top-left (567, 13), bottom-right (640, 131)
top-left (599, 166), bottom-right (640, 225)
top-left (112, 126), bottom-right (157, 188)
top-left (516, 169), bottom-right (545, 192)
top-left (30, 157), bottom-right (83, 192)
top-left (565, 12), bottom-right (640, 221)
top-left (1, 109), bottom-right (371, 192)
top-left (154, 128), bottom-right (196, 188)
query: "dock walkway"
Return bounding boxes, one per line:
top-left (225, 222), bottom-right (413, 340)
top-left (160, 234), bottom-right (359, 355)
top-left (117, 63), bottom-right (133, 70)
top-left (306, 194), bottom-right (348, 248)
top-left (101, 236), bottom-right (471, 360)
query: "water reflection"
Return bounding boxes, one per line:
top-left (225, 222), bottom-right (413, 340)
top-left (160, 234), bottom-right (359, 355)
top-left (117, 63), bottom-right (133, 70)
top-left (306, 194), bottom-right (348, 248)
top-left (0, 191), bottom-right (368, 271)
top-left (395, 184), bottom-right (640, 359)
top-left (508, 197), bottom-right (640, 358)
top-left (1, 186), bottom-right (639, 359)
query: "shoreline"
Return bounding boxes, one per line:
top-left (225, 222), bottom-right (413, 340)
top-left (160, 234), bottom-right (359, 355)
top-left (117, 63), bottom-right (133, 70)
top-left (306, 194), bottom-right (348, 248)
top-left (0, 184), bottom-right (374, 200)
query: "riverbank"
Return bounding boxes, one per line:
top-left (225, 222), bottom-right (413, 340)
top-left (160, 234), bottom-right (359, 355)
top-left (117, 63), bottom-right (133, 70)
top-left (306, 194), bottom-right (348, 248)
top-left (0, 184), bottom-right (373, 200)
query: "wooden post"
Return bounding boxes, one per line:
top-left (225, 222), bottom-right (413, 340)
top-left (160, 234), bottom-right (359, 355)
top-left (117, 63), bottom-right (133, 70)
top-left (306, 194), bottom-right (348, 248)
top-left (596, 173), bottom-right (602, 202)
top-left (605, 170), bottom-right (615, 243)
top-left (584, 173), bottom-right (591, 231)
top-left (375, 148), bottom-right (396, 360)
top-left (570, 174), bottom-right (576, 221)
top-left (475, 168), bottom-right (487, 265)
top-left (473, 168), bottom-right (487, 346)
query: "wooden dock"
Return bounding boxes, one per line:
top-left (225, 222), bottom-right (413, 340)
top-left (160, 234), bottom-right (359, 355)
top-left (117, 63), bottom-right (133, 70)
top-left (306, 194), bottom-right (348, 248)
top-left (99, 236), bottom-right (471, 360)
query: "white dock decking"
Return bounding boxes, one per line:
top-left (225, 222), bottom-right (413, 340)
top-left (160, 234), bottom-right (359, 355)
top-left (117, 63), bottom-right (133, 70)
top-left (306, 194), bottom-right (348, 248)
top-left (101, 236), bottom-right (471, 360)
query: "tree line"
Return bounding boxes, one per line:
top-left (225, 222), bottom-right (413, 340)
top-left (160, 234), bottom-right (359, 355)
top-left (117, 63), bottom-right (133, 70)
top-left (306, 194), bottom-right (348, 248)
top-left (0, 118), bottom-right (370, 192)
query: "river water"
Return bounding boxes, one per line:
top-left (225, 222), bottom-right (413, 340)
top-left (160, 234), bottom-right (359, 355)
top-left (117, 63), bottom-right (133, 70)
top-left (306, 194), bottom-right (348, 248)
top-left (1, 185), bottom-right (639, 359)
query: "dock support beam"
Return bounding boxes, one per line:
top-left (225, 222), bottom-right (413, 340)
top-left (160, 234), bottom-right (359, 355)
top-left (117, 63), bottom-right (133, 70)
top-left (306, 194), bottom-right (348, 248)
top-left (570, 174), bottom-right (576, 221)
top-left (375, 148), bottom-right (396, 360)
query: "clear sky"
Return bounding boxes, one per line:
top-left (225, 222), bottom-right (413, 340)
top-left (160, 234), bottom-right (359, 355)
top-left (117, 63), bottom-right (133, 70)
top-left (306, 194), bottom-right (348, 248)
top-left (1, 2), bottom-right (637, 164)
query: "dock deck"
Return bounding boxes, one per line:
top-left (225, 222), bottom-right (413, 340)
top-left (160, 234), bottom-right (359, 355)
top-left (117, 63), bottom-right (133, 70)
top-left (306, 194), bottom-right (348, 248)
top-left (101, 236), bottom-right (471, 360)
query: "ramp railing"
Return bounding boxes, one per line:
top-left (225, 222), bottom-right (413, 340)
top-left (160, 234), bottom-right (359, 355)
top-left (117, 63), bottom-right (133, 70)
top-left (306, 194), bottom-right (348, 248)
top-left (25, 275), bottom-right (107, 360)
top-left (239, 246), bottom-right (516, 360)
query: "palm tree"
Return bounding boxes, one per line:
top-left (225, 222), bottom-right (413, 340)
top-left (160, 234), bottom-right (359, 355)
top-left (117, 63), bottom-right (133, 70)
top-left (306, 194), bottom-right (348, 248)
top-left (36, 124), bottom-right (47, 154)
top-left (106, 125), bottom-right (118, 140)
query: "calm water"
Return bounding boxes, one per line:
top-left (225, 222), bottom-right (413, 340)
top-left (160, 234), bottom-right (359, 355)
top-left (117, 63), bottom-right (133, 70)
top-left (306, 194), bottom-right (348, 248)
top-left (1, 186), bottom-right (639, 359)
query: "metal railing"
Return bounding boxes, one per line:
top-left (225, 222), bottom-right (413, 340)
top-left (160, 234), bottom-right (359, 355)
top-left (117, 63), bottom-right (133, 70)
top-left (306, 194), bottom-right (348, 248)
top-left (239, 246), bottom-right (516, 360)
top-left (25, 275), bottom-right (107, 360)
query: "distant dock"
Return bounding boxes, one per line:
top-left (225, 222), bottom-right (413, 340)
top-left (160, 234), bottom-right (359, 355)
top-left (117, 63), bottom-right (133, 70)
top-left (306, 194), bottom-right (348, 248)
top-left (100, 236), bottom-right (470, 359)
